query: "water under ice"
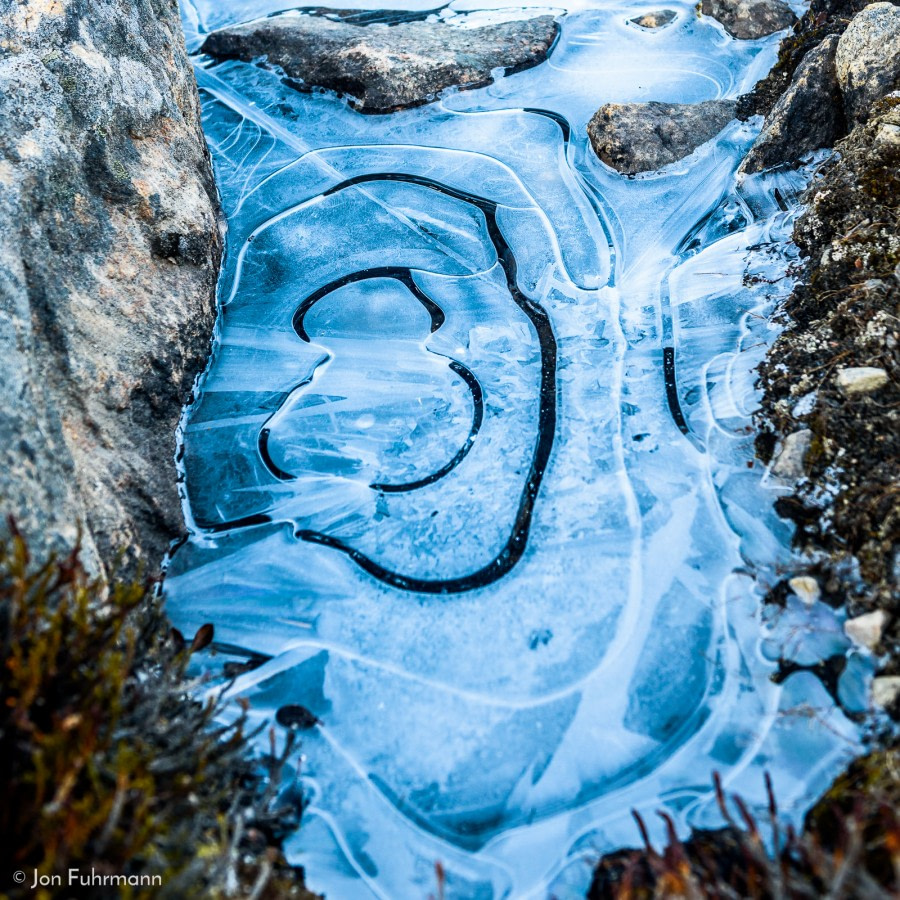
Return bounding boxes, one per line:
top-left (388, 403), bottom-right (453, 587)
top-left (168, 2), bottom-right (872, 896)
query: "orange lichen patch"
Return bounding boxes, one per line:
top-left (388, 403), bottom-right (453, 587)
top-left (10, 0), bottom-right (67, 34)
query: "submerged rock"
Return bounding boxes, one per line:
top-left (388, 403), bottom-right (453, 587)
top-left (587, 99), bottom-right (736, 174)
top-left (701, 0), bottom-right (796, 39)
top-left (739, 36), bottom-right (843, 174)
top-left (629, 9), bottom-right (678, 28)
top-left (835, 2), bottom-right (900, 124)
top-left (0, 0), bottom-right (222, 575)
top-left (201, 12), bottom-right (560, 113)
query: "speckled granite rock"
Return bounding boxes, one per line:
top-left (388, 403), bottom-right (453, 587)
top-left (739, 35), bottom-right (843, 173)
top-left (0, 0), bottom-right (223, 576)
top-left (701, 0), bottom-right (797, 38)
top-left (835, 2), bottom-right (900, 124)
top-left (587, 99), bottom-right (737, 174)
top-left (200, 11), bottom-right (560, 112)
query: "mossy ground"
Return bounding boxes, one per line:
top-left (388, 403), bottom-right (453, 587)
top-left (755, 103), bottom-right (900, 658)
top-left (0, 525), bottom-right (317, 899)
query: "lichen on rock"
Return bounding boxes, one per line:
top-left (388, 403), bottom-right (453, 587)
top-left (835, 1), bottom-right (900, 123)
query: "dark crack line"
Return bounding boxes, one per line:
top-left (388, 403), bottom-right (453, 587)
top-left (266, 270), bottom-right (484, 491)
top-left (663, 346), bottom-right (689, 435)
top-left (371, 361), bottom-right (484, 494)
top-left (295, 172), bottom-right (557, 593)
top-left (203, 172), bottom-right (558, 594)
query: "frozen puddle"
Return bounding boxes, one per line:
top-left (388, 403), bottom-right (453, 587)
top-left (169, 3), bottom-right (867, 897)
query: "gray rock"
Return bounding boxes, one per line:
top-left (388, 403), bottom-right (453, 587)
top-left (629, 9), bottom-right (678, 28)
top-left (587, 100), bottom-right (737, 174)
top-left (770, 429), bottom-right (812, 479)
top-left (701, 0), bottom-right (796, 39)
top-left (0, 0), bottom-right (222, 576)
top-left (872, 675), bottom-right (900, 709)
top-left (201, 12), bottom-right (560, 113)
top-left (836, 2), bottom-right (900, 124)
top-left (739, 36), bottom-right (842, 174)
top-left (788, 575), bottom-right (821, 606)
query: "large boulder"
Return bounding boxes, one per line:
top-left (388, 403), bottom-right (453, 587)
top-left (587, 100), bottom-right (737, 174)
top-left (835, 2), bottom-right (900, 124)
top-left (701, 0), bottom-right (797, 39)
top-left (200, 11), bottom-right (560, 113)
top-left (0, 0), bottom-right (223, 575)
top-left (739, 35), bottom-right (843, 173)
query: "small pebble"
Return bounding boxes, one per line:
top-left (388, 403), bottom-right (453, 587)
top-left (629, 9), bottom-right (677, 28)
top-left (844, 609), bottom-right (887, 650)
top-left (788, 575), bottom-right (821, 607)
top-left (276, 704), bottom-right (320, 729)
top-left (771, 429), bottom-right (811, 479)
top-left (871, 675), bottom-right (900, 709)
top-left (834, 366), bottom-right (889, 396)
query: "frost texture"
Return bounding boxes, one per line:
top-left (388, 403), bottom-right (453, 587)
top-left (170, 2), bottom-right (867, 897)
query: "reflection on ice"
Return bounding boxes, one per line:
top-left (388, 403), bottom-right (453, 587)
top-left (169, 1), bottom-right (866, 896)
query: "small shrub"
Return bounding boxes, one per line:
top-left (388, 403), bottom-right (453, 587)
top-left (589, 764), bottom-right (900, 899)
top-left (0, 522), bottom-right (315, 899)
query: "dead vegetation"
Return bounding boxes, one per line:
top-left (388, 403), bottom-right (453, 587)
top-left (589, 757), bottom-right (900, 899)
top-left (0, 522), bottom-right (316, 899)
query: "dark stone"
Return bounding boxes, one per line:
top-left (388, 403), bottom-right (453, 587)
top-left (587, 99), bottom-right (737, 174)
top-left (701, 0), bottom-right (797, 39)
top-left (201, 12), bottom-right (560, 113)
top-left (276, 705), bottom-right (321, 729)
top-left (740, 35), bottom-right (844, 173)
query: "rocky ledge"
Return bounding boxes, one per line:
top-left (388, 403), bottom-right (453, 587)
top-left (0, 0), bottom-right (223, 577)
top-left (200, 11), bottom-right (560, 113)
top-left (589, 0), bottom-right (900, 176)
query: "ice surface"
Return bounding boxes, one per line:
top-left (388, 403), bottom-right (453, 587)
top-left (169, 2), bottom-right (869, 897)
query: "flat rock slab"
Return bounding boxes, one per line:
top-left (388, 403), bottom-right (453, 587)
top-left (701, 0), bottom-right (796, 39)
top-left (587, 99), bottom-right (737, 173)
top-left (201, 12), bottom-right (560, 112)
